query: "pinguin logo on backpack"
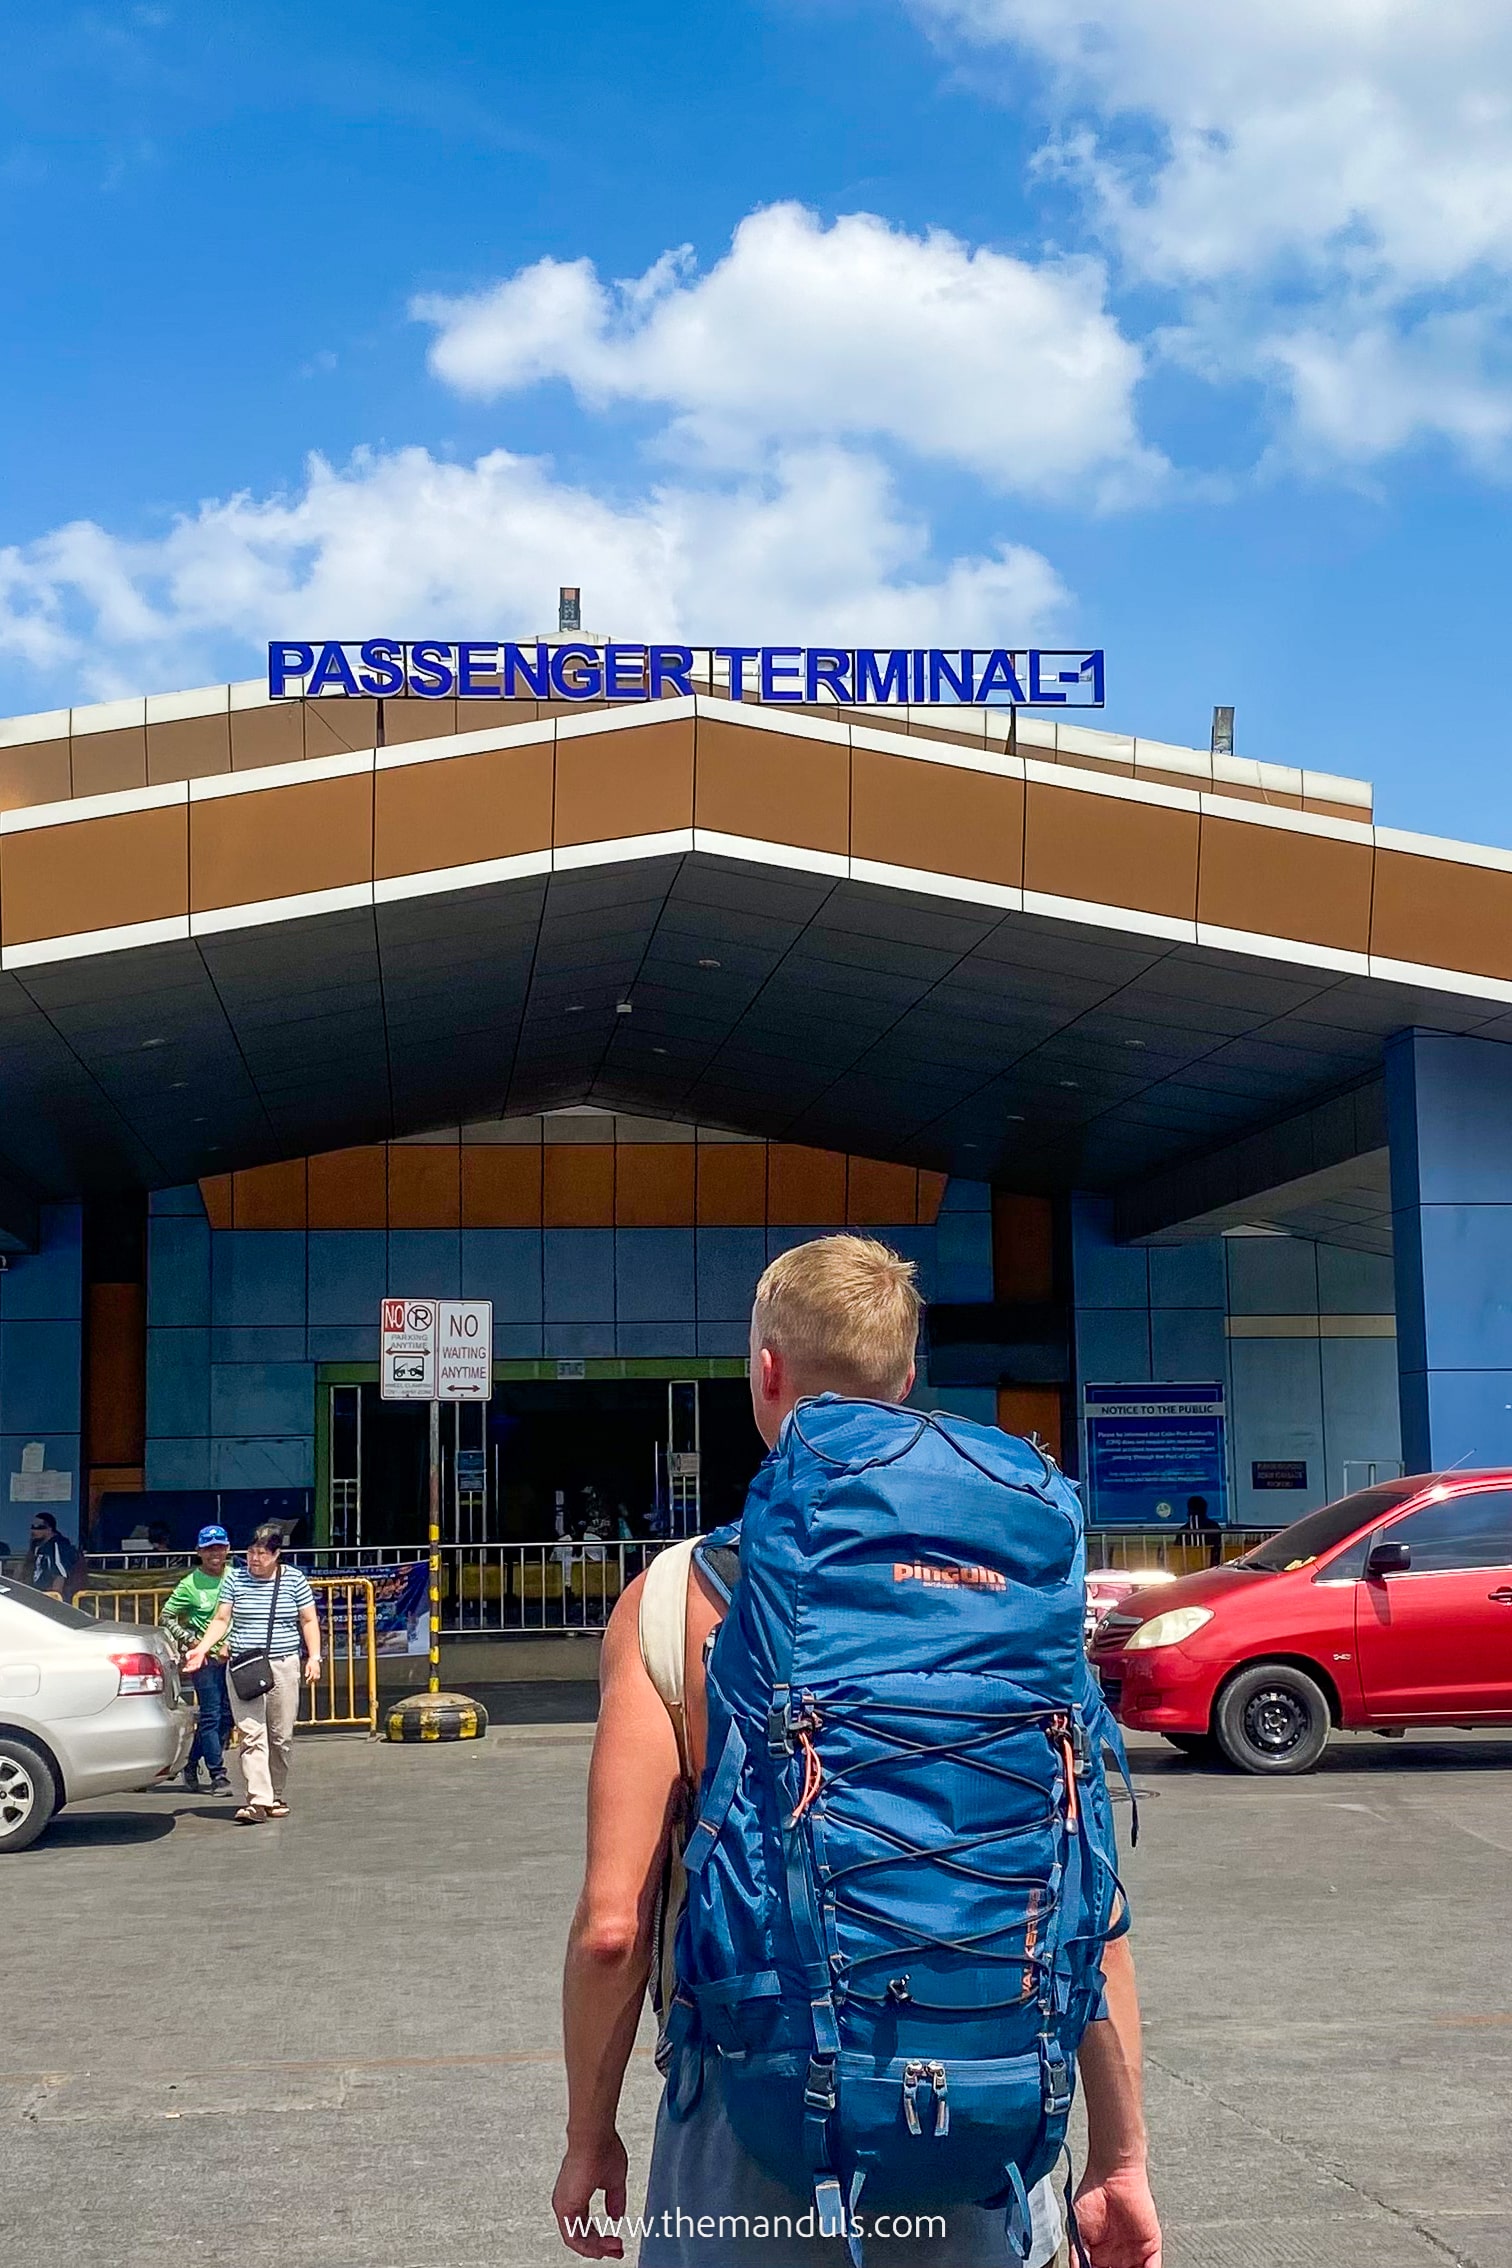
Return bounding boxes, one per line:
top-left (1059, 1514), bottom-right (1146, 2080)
top-left (892, 1559), bottom-right (1007, 1591)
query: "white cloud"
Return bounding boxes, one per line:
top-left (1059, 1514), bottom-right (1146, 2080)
top-left (916, 0), bottom-right (1512, 464)
top-left (413, 202), bottom-right (1161, 502)
top-left (0, 442), bottom-right (1068, 706)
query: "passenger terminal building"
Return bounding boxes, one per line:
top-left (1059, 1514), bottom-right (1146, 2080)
top-left (0, 645), bottom-right (1506, 1547)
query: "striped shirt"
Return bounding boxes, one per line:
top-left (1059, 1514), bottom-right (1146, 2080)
top-left (222, 1564), bottom-right (316, 1659)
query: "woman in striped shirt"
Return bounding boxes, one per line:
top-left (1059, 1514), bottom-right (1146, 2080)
top-left (185, 1525), bottom-right (321, 1823)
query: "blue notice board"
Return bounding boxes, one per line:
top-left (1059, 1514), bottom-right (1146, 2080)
top-left (1084, 1382), bottom-right (1228, 1528)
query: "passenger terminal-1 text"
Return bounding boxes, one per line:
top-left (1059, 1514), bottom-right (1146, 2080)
top-left (267, 642), bottom-right (1106, 708)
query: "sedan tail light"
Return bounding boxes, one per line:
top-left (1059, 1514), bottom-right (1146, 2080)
top-left (110, 1650), bottom-right (165, 1696)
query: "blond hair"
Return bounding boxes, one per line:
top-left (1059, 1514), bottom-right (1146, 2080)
top-left (752, 1235), bottom-right (921, 1400)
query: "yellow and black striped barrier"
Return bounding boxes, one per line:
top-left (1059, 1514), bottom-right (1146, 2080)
top-left (384, 1691), bottom-right (489, 1743)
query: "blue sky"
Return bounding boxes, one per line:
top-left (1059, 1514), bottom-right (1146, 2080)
top-left (2, 0), bottom-right (1510, 840)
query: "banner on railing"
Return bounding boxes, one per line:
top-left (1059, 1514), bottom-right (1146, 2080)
top-left (319, 1562), bottom-right (429, 1657)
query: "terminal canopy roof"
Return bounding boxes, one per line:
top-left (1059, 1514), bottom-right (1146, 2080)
top-left (0, 684), bottom-right (1504, 1252)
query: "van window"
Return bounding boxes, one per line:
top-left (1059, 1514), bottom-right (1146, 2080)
top-left (1386, 1490), bottom-right (1512, 1574)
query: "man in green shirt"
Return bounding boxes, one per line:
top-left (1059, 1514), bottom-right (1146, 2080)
top-left (160, 1526), bottom-right (234, 1795)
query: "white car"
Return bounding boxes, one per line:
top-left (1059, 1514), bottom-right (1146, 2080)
top-left (0, 1577), bottom-right (196, 1852)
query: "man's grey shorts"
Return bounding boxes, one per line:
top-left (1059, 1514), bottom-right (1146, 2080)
top-left (637, 2070), bottom-right (1066, 2268)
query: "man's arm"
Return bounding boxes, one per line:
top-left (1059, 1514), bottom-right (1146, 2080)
top-left (553, 1574), bottom-right (682, 2261)
top-left (182, 1599), bottom-right (232, 1672)
top-left (1074, 1932), bottom-right (1162, 2268)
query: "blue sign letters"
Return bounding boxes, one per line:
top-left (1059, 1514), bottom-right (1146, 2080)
top-left (267, 642), bottom-right (1105, 708)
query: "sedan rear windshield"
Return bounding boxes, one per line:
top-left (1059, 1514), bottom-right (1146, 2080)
top-left (0, 1576), bottom-right (98, 1630)
top-left (1236, 1480), bottom-right (1429, 1572)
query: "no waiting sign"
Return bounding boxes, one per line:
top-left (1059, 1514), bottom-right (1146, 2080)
top-left (381, 1298), bottom-right (493, 1401)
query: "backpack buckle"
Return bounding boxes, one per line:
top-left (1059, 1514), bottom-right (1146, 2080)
top-left (803, 2056), bottom-right (838, 2114)
top-left (1038, 2033), bottom-right (1072, 2116)
top-left (768, 1686), bottom-right (794, 1757)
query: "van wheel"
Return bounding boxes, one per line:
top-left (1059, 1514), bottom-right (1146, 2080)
top-left (1215, 1665), bottom-right (1331, 1776)
top-left (0, 1738), bottom-right (58, 1853)
top-left (1163, 1733), bottom-right (1217, 1760)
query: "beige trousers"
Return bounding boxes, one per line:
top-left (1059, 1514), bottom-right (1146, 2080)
top-left (229, 1654), bottom-right (301, 1806)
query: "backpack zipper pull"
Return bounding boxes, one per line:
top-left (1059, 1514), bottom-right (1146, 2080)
top-left (901, 2060), bottom-right (924, 2135)
top-left (930, 2062), bottom-right (950, 2137)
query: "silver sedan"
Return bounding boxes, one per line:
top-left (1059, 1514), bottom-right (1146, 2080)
top-left (0, 1577), bottom-right (197, 1852)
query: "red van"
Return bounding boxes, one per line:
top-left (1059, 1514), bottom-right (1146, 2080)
top-left (1088, 1472), bottom-right (1512, 1773)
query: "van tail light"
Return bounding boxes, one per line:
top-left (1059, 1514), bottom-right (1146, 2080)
top-left (111, 1651), bottom-right (165, 1696)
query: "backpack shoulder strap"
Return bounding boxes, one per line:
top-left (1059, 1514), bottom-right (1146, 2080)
top-left (639, 1538), bottom-right (699, 1779)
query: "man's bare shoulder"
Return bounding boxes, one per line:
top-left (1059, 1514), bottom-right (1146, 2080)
top-left (600, 1572), bottom-right (652, 1691)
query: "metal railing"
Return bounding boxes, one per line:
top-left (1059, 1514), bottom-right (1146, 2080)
top-left (413, 1541), bottom-right (671, 1634)
top-left (1084, 1530), bottom-right (1275, 1574)
top-left (76, 1577), bottom-right (380, 1733)
top-left (81, 1528), bottom-right (1286, 1640)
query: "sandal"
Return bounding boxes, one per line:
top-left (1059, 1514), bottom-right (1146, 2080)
top-left (264, 1802), bottom-right (291, 1818)
top-left (234, 1804), bottom-right (273, 1824)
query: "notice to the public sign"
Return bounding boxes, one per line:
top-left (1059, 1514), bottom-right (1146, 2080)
top-left (437, 1302), bottom-right (493, 1401)
top-left (380, 1297), bottom-right (437, 1401)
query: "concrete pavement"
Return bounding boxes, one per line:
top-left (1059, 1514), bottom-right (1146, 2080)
top-left (2, 1709), bottom-right (1510, 2267)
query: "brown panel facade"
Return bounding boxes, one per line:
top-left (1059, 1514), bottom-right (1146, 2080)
top-left (554, 719), bottom-right (694, 847)
top-left (916, 1171), bottom-right (947, 1226)
top-left (232, 1159), bottom-right (308, 1229)
top-left (615, 1143), bottom-right (696, 1226)
top-left (992, 1193), bottom-right (1054, 1302)
top-left (768, 1144), bottom-right (847, 1225)
top-left (304, 699), bottom-right (379, 758)
top-left (0, 805), bottom-right (189, 946)
top-left (1025, 782), bottom-right (1199, 922)
top-left (87, 1282), bottom-right (147, 1469)
top-left (846, 1157), bottom-right (919, 1226)
top-left (1198, 816), bottom-right (1373, 953)
top-left (230, 704), bottom-right (305, 770)
top-left (696, 1143), bottom-right (766, 1226)
top-left (189, 773), bottom-right (373, 913)
top-left (458, 696), bottom-right (537, 736)
top-left (695, 718), bottom-right (849, 857)
top-left (308, 1147), bottom-right (389, 1229)
top-left (146, 714), bottom-right (232, 786)
top-left (543, 1145), bottom-right (615, 1227)
top-left (851, 748), bottom-right (1022, 889)
top-left (199, 1174), bottom-right (234, 1229)
top-left (997, 1385), bottom-right (1062, 1460)
top-left (71, 729), bottom-right (148, 798)
top-left (69, 730), bottom-right (147, 802)
top-left (1371, 850), bottom-right (1512, 982)
top-left (383, 697), bottom-right (459, 744)
top-left (374, 741), bottom-right (553, 880)
top-left (0, 740), bottom-right (72, 813)
top-left (388, 1144), bottom-right (461, 1228)
top-left (462, 1145), bottom-right (543, 1228)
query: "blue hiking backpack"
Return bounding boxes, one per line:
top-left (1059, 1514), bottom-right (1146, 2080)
top-left (665, 1397), bottom-right (1131, 2263)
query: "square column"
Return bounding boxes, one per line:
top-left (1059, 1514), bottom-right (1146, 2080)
top-left (1387, 1030), bottom-right (1512, 1471)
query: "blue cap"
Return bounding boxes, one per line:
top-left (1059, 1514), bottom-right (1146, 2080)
top-left (196, 1524), bottom-right (229, 1549)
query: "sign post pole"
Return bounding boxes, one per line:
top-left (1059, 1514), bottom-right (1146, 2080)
top-left (428, 1397), bottom-right (442, 1697)
top-left (380, 1295), bottom-right (493, 1741)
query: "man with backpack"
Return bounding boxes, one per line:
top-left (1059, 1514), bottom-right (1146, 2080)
top-left (553, 1236), bottom-right (1161, 2268)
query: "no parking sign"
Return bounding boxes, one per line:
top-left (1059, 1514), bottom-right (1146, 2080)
top-left (380, 1298), bottom-right (492, 1400)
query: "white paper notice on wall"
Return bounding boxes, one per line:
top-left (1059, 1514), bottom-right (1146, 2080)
top-left (11, 1471), bottom-right (72, 1502)
top-left (20, 1442), bottom-right (45, 1473)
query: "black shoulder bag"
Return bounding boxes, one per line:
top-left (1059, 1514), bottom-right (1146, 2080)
top-left (228, 1567), bottom-right (284, 1702)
